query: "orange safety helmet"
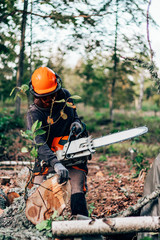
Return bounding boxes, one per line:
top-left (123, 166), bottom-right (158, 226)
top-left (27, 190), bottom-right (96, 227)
top-left (29, 67), bottom-right (61, 97)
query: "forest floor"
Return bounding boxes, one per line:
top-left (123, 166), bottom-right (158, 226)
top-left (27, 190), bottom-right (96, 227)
top-left (0, 129), bottom-right (154, 240)
top-left (86, 154), bottom-right (150, 218)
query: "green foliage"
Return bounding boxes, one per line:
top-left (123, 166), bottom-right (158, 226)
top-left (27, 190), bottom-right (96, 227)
top-left (36, 210), bottom-right (69, 238)
top-left (36, 219), bottom-right (51, 231)
top-left (98, 155), bottom-right (107, 162)
top-left (140, 237), bottom-right (153, 240)
top-left (79, 107), bottom-right (160, 159)
top-left (85, 121), bottom-right (99, 133)
top-left (88, 202), bottom-right (96, 217)
top-left (0, 0), bottom-right (20, 102)
top-left (76, 55), bottom-right (136, 113)
top-left (0, 109), bottom-right (24, 157)
top-left (129, 148), bottom-right (149, 177)
top-left (10, 84), bottom-right (29, 101)
top-left (20, 120), bottom-right (46, 158)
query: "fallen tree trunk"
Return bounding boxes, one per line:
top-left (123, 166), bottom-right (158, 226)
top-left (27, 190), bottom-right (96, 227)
top-left (52, 216), bottom-right (160, 237)
top-left (0, 161), bottom-right (34, 166)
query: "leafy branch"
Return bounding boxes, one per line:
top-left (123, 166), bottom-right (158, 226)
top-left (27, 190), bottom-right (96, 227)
top-left (21, 120), bottom-right (46, 158)
top-left (10, 84), bottom-right (29, 100)
top-left (120, 56), bottom-right (160, 92)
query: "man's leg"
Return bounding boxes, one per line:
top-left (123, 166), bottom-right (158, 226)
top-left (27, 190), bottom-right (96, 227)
top-left (69, 167), bottom-right (88, 217)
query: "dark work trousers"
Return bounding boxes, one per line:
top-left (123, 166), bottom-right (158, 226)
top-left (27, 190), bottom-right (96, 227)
top-left (33, 166), bottom-right (88, 217)
top-left (137, 153), bottom-right (160, 240)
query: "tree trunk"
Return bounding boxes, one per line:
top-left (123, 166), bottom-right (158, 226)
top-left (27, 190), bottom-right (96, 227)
top-left (137, 74), bottom-right (144, 111)
top-left (15, 0), bottom-right (28, 117)
top-left (109, 0), bottom-right (119, 122)
top-left (28, 0), bottom-right (33, 107)
top-left (52, 216), bottom-right (160, 237)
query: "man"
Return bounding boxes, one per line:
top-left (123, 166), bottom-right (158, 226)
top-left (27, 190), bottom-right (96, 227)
top-left (137, 153), bottom-right (160, 240)
top-left (27, 66), bottom-right (88, 217)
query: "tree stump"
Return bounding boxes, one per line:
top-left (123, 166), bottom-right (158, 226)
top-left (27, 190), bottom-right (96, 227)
top-left (25, 174), bottom-right (71, 225)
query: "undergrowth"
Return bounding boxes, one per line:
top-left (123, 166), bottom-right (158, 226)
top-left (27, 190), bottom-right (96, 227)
top-left (0, 109), bottom-right (25, 158)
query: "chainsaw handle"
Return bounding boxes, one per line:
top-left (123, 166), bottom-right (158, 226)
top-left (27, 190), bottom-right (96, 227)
top-left (69, 122), bottom-right (87, 141)
top-left (76, 122), bottom-right (87, 139)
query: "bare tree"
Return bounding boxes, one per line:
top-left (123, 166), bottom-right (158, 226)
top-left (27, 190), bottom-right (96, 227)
top-left (15, 0), bottom-right (28, 116)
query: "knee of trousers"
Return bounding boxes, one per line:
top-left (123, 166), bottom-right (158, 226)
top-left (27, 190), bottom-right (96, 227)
top-left (68, 167), bottom-right (88, 194)
top-left (33, 175), bottom-right (46, 184)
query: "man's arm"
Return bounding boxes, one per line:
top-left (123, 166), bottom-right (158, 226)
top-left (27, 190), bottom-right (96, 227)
top-left (27, 108), bottom-right (69, 183)
top-left (27, 109), bottom-right (59, 166)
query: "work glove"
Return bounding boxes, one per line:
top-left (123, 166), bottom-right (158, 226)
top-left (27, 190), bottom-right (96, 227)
top-left (54, 163), bottom-right (69, 184)
top-left (70, 122), bottom-right (82, 134)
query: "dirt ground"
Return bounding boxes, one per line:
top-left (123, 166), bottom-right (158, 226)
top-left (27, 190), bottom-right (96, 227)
top-left (86, 154), bottom-right (149, 218)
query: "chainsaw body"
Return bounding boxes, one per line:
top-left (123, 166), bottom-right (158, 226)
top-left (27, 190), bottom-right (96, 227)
top-left (56, 136), bottom-right (95, 166)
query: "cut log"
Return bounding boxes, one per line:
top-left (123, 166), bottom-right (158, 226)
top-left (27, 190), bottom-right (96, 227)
top-left (25, 174), bottom-right (71, 225)
top-left (0, 188), bottom-right (20, 209)
top-left (7, 192), bottom-right (20, 205)
top-left (0, 161), bottom-right (34, 166)
top-left (52, 216), bottom-right (160, 237)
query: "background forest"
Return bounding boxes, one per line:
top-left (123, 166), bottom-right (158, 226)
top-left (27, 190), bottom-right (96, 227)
top-left (0, 0), bottom-right (160, 157)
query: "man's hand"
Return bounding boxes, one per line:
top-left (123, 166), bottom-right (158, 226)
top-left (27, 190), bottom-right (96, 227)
top-left (70, 122), bottom-right (82, 134)
top-left (54, 163), bottom-right (69, 184)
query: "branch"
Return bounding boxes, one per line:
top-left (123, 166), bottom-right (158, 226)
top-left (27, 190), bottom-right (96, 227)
top-left (0, 8), bottom-right (111, 22)
top-left (120, 56), bottom-right (160, 92)
top-left (147, 0), bottom-right (154, 61)
top-left (17, 10), bottom-right (111, 19)
top-left (52, 216), bottom-right (160, 237)
top-left (0, 11), bottom-right (17, 22)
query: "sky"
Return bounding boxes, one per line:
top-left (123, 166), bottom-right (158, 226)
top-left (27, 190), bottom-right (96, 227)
top-left (147, 0), bottom-right (160, 67)
top-left (65, 0), bottom-right (160, 69)
top-left (23, 0), bottom-right (160, 70)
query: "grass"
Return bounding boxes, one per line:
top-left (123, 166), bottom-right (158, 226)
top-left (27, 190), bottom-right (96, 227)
top-left (77, 104), bottom-right (160, 159)
top-left (96, 142), bottom-right (159, 159)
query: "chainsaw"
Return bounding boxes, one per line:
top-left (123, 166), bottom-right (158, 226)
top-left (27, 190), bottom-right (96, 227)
top-left (56, 124), bottom-right (148, 167)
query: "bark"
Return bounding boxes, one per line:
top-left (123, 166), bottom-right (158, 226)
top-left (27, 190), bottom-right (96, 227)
top-left (136, 74), bottom-right (144, 111)
top-left (109, 0), bottom-right (119, 122)
top-left (28, 0), bottom-right (33, 106)
top-left (52, 216), bottom-right (160, 237)
top-left (15, 0), bottom-right (28, 117)
top-left (110, 186), bottom-right (160, 218)
top-left (0, 161), bottom-right (34, 166)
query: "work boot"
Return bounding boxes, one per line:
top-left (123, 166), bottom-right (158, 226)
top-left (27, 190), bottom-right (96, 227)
top-left (71, 193), bottom-right (88, 216)
top-left (81, 235), bottom-right (104, 240)
top-left (55, 238), bottom-right (74, 240)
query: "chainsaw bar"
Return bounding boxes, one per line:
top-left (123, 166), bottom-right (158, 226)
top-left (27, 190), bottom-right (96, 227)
top-left (93, 126), bottom-right (148, 148)
top-left (58, 126), bottom-right (148, 167)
